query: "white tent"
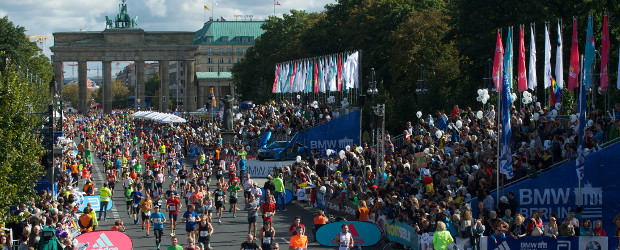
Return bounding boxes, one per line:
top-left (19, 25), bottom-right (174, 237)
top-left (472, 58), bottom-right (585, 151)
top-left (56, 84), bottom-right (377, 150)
top-left (130, 111), bottom-right (186, 123)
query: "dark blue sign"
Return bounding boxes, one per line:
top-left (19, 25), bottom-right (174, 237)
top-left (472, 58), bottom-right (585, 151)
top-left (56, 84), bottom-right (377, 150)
top-left (302, 110), bottom-right (360, 152)
top-left (474, 142), bottom-right (620, 235)
top-left (487, 236), bottom-right (618, 250)
top-left (34, 177), bottom-right (56, 196)
top-left (316, 221), bottom-right (382, 247)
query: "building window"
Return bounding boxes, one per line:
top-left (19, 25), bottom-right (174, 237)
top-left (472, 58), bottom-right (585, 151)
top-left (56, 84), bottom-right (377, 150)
top-left (242, 48), bottom-right (247, 55)
top-left (208, 67), bottom-right (214, 72)
top-left (206, 37), bottom-right (214, 43)
top-left (226, 48), bottom-right (231, 55)
top-left (207, 58), bottom-right (213, 64)
top-left (236, 48), bottom-right (241, 55)
top-left (221, 36), bottom-right (228, 43)
top-left (218, 58), bottom-right (224, 63)
top-left (219, 67), bottom-right (224, 72)
top-left (208, 48), bottom-right (213, 55)
top-left (237, 58), bottom-right (241, 63)
top-left (227, 67), bottom-right (232, 72)
top-left (219, 48), bottom-right (224, 55)
top-left (227, 58), bottom-right (232, 64)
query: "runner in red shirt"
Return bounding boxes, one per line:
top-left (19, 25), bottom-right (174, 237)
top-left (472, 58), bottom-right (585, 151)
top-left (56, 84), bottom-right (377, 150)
top-left (228, 173), bottom-right (240, 187)
top-left (166, 194), bottom-right (182, 236)
top-left (260, 196), bottom-right (276, 223)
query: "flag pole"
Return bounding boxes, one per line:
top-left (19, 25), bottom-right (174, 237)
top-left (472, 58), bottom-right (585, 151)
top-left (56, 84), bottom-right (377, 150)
top-left (496, 28), bottom-right (502, 206)
top-left (578, 53), bottom-right (584, 206)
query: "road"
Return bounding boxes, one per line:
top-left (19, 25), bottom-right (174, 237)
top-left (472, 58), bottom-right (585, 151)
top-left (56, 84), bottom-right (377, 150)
top-left (86, 154), bottom-right (387, 249)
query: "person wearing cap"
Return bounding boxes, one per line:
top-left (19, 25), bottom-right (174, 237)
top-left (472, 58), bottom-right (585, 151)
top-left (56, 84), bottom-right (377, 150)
top-left (228, 179), bottom-right (242, 218)
top-left (83, 179), bottom-right (94, 196)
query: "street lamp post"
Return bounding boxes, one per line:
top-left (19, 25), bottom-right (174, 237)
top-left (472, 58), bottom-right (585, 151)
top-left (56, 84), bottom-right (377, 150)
top-left (367, 68), bottom-right (378, 144)
top-left (374, 104), bottom-right (385, 187)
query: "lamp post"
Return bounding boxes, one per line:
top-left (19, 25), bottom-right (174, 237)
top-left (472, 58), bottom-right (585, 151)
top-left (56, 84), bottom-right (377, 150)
top-left (416, 64), bottom-right (427, 103)
top-left (373, 103), bottom-right (385, 187)
top-left (367, 68), bottom-right (378, 144)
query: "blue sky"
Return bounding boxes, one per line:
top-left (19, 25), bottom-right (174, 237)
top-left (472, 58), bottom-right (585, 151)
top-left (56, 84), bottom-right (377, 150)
top-left (0, 0), bottom-right (336, 78)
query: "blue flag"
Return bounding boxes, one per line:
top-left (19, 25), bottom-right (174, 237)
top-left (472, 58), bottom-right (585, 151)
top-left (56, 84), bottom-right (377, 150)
top-left (500, 28), bottom-right (515, 179)
top-left (584, 16), bottom-right (596, 88)
top-left (576, 60), bottom-right (587, 180)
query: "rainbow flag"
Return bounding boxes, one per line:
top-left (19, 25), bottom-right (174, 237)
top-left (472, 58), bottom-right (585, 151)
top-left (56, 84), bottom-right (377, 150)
top-left (204, 5), bottom-right (210, 11)
top-left (550, 77), bottom-right (561, 106)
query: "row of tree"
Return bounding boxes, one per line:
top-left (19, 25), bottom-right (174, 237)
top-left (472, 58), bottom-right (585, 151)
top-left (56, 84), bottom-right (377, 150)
top-left (232, 0), bottom-right (620, 132)
top-left (0, 16), bottom-right (54, 223)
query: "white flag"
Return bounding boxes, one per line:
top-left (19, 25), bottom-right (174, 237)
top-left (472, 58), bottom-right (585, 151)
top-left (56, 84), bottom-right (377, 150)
top-left (555, 21), bottom-right (564, 89)
top-left (544, 23), bottom-right (552, 89)
top-left (528, 26), bottom-right (537, 90)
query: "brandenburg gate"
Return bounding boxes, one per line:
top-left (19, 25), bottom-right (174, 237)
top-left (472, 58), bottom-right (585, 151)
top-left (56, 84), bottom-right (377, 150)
top-left (50, 0), bottom-right (198, 113)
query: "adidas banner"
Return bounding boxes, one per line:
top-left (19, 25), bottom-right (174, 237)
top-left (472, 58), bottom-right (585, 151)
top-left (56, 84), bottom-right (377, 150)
top-left (75, 230), bottom-right (132, 250)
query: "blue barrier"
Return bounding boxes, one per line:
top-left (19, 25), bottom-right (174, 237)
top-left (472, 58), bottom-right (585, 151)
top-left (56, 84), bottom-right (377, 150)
top-left (316, 221), bottom-right (382, 247)
top-left (473, 142), bottom-right (620, 235)
top-left (487, 236), bottom-right (619, 250)
top-left (77, 195), bottom-right (114, 212)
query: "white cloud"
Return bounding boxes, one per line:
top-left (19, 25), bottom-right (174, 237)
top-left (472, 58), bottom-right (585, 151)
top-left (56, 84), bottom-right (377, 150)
top-left (145, 0), bottom-right (167, 17)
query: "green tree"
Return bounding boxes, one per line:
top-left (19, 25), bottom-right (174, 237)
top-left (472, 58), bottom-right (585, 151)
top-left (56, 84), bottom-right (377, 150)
top-left (145, 72), bottom-right (160, 109)
top-left (61, 83), bottom-right (91, 108)
top-left (91, 80), bottom-right (130, 109)
top-left (0, 63), bottom-right (48, 223)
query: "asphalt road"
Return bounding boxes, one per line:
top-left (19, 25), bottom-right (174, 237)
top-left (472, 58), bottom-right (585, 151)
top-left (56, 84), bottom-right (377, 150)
top-left (86, 154), bottom-right (387, 249)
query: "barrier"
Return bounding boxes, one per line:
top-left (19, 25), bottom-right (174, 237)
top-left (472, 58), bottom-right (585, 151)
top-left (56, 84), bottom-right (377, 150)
top-left (315, 221), bottom-right (382, 247)
top-left (385, 220), bottom-right (418, 248)
top-left (315, 192), bottom-right (358, 221)
top-left (244, 160), bottom-right (294, 178)
top-left (75, 230), bottom-right (132, 250)
top-left (487, 236), bottom-right (619, 250)
top-left (76, 195), bottom-right (114, 212)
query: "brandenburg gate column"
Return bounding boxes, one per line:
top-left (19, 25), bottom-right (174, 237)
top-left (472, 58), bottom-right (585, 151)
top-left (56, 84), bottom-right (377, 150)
top-left (77, 61), bottom-right (88, 114)
top-left (135, 60), bottom-right (145, 110)
top-left (184, 60), bottom-right (196, 112)
top-left (102, 61), bottom-right (113, 114)
top-left (52, 59), bottom-right (63, 95)
top-left (159, 60), bottom-right (170, 111)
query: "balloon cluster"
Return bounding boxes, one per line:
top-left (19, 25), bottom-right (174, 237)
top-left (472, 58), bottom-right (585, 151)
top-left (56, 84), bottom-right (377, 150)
top-left (476, 89), bottom-right (490, 104)
top-left (521, 91), bottom-right (533, 105)
top-left (569, 113), bottom-right (580, 123)
top-left (327, 96), bottom-right (335, 104)
top-left (416, 111), bottom-right (422, 119)
top-left (340, 98), bottom-right (349, 108)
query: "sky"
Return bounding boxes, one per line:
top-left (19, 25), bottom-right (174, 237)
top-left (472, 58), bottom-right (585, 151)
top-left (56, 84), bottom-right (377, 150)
top-left (0, 0), bottom-right (336, 78)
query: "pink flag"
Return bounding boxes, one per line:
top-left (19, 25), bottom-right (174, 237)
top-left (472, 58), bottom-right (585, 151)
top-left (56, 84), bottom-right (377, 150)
top-left (567, 18), bottom-right (580, 91)
top-left (600, 14), bottom-right (610, 90)
top-left (337, 54), bottom-right (343, 91)
top-left (313, 59), bottom-right (319, 93)
top-left (272, 64), bottom-right (280, 93)
top-left (518, 26), bottom-right (527, 92)
top-left (289, 61), bottom-right (297, 93)
top-left (492, 30), bottom-right (504, 92)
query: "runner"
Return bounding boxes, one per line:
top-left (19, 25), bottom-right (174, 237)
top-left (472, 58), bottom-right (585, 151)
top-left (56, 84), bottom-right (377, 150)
top-left (243, 173), bottom-right (254, 204)
top-left (204, 192), bottom-right (214, 223)
top-left (196, 214), bottom-right (213, 250)
top-left (167, 191), bottom-right (182, 236)
top-left (151, 205), bottom-right (167, 249)
top-left (131, 184), bottom-right (144, 224)
top-left (335, 224), bottom-right (354, 250)
top-left (260, 196), bottom-right (276, 223)
top-left (246, 193), bottom-right (260, 237)
top-left (289, 226), bottom-right (308, 250)
top-left (182, 205), bottom-right (200, 240)
top-left (228, 179), bottom-right (242, 218)
top-left (140, 193), bottom-right (153, 235)
top-left (239, 234), bottom-right (261, 250)
top-left (125, 184), bottom-right (134, 216)
top-left (259, 222), bottom-right (275, 250)
top-left (106, 169), bottom-right (116, 196)
top-left (213, 182), bottom-right (226, 224)
top-left (167, 236), bottom-right (183, 250)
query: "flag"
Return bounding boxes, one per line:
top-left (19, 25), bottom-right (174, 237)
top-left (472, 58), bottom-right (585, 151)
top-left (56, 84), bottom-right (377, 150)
top-left (328, 56), bottom-right (337, 92)
top-left (500, 56), bottom-right (514, 179)
top-left (337, 54), bottom-right (343, 91)
top-left (306, 60), bottom-right (313, 93)
top-left (204, 5), bottom-right (210, 10)
top-left (550, 77), bottom-right (561, 106)
top-left (289, 61), bottom-right (297, 93)
top-left (274, 0), bottom-right (281, 5)
top-left (600, 14), bottom-right (610, 90)
top-left (567, 18), bottom-right (580, 91)
top-left (504, 27), bottom-right (514, 88)
top-left (344, 51), bottom-right (359, 90)
top-left (492, 29), bottom-right (504, 91)
top-left (518, 26), bottom-right (527, 92)
top-left (314, 59), bottom-right (319, 93)
top-left (272, 64), bottom-right (280, 93)
top-left (221, 16), bottom-right (226, 21)
top-left (576, 60), bottom-right (587, 180)
top-left (319, 58), bottom-right (326, 93)
top-left (544, 23), bottom-right (552, 89)
top-left (555, 20), bottom-right (563, 89)
top-left (584, 16), bottom-right (596, 89)
top-left (528, 25), bottom-right (537, 91)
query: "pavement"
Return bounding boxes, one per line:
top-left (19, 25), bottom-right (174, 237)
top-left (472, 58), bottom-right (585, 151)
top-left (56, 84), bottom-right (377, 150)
top-left (86, 153), bottom-right (382, 249)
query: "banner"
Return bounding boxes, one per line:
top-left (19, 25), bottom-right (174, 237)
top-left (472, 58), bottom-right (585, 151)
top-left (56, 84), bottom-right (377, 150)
top-left (75, 230), bottom-right (132, 250)
top-left (302, 110), bottom-right (360, 152)
top-left (474, 142), bottom-right (620, 235)
top-left (316, 221), bottom-right (382, 247)
top-left (77, 195), bottom-right (114, 212)
top-left (221, 153), bottom-right (256, 164)
top-left (244, 160), bottom-right (294, 178)
top-left (385, 220), bottom-right (418, 248)
top-left (487, 236), bottom-right (616, 250)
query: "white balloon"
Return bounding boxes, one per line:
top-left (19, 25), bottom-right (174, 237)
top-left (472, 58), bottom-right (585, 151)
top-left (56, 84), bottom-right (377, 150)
top-left (522, 98), bottom-right (528, 104)
top-left (435, 130), bottom-right (443, 139)
top-left (533, 113), bottom-right (540, 121)
top-left (456, 120), bottom-right (463, 129)
top-left (476, 96), bottom-right (482, 102)
top-left (477, 89), bottom-right (484, 96)
top-left (570, 114), bottom-right (577, 123)
top-left (551, 109), bottom-right (558, 116)
top-left (482, 98), bottom-right (488, 104)
top-left (296, 155), bottom-right (302, 163)
top-left (319, 186), bottom-right (327, 193)
top-left (477, 111), bottom-right (483, 119)
top-left (587, 120), bottom-right (594, 127)
top-left (555, 103), bottom-right (561, 110)
top-left (484, 93), bottom-right (490, 100)
top-left (417, 111), bottom-right (422, 118)
top-left (511, 93), bottom-right (517, 101)
top-left (483, 89), bottom-right (489, 96)
top-left (326, 149), bottom-right (334, 156)
top-left (345, 145), bottom-right (351, 151)
top-left (576, 113), bottom-right (580, 118)
top-left (424, 148), bottom-right (430, 154)
top-left (536, 102), bottom-right (541, 107)
top-left (356, 146), bottom-right (363, 154)
top-left (339, 150), bottom-right (345, 159)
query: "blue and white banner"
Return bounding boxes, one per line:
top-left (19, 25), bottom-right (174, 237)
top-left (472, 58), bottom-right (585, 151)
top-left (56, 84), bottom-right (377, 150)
top-left (316, 221), bottom-right (382, 247)
top-left (77, 195), bottom-right (114, 212)
top-left (302, 110), bottom-right (360, 152)
top-left (474, 142), bottom-right (620, 235)
top-left (487, 236), bottom-right (617, 250)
